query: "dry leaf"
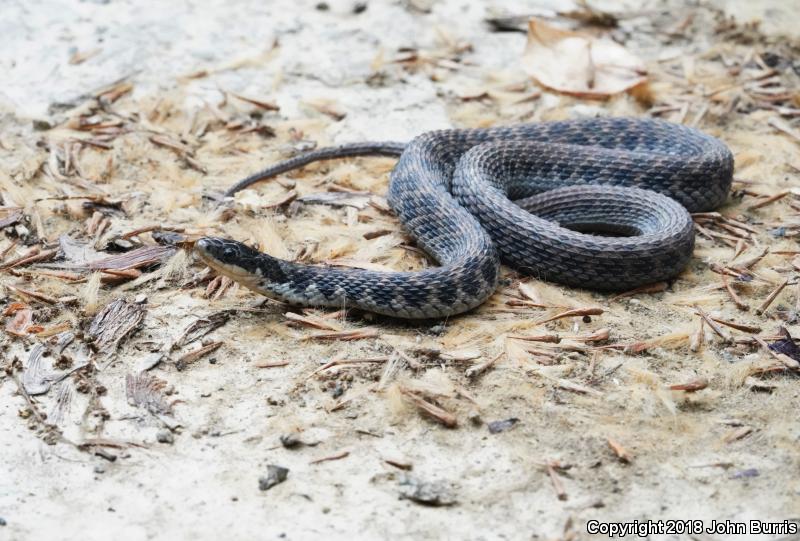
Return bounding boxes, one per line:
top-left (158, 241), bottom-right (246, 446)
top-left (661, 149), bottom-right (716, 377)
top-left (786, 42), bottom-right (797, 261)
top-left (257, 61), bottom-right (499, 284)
top-left (522, 18), bottom-right (646, 98)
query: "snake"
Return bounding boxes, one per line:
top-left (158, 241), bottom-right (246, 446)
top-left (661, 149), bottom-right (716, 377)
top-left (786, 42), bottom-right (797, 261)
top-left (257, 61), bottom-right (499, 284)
top-left (194, 117), bottom-right (733, 319)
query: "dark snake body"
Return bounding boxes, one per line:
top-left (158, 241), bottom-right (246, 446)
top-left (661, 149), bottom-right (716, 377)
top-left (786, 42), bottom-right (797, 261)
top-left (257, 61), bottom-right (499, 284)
top-left (195, 117), bottom-right (733, 319)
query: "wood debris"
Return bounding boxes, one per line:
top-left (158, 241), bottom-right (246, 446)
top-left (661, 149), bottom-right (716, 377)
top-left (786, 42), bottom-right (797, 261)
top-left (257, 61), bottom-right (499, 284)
top-left (398, 386), bottom-right (458, 428)
top-left (607, 438), bottom-right (632, 463)
top-left (171, 311), bottom-right (231, 350)
top-left (125, 372), bottom-right (174, 415)
top-left (87, 298), bottom-right (146, 354)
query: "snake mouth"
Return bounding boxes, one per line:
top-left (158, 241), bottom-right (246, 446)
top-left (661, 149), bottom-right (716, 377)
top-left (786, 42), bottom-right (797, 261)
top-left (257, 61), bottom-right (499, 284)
top-left (194, 237), bottom-right (263, 286)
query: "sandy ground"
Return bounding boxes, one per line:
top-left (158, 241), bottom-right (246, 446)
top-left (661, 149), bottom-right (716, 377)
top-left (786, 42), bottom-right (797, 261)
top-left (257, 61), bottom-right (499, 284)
top-left (2, 1), bottom-right (800, 540)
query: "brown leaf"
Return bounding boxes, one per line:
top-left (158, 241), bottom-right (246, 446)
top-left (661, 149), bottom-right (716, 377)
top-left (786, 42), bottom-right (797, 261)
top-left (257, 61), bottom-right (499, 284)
top-left (522, 18), bottom-right (646, 98)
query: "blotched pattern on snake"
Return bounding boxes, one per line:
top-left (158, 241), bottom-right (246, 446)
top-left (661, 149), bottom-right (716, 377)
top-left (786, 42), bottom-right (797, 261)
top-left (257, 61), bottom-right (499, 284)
top-left (195, 117), bottom-right (733, 319)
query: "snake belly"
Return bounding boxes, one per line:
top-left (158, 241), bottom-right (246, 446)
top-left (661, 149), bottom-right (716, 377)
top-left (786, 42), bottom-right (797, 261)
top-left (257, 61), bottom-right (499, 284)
top-left (195, 117), bottom-right (733, 319)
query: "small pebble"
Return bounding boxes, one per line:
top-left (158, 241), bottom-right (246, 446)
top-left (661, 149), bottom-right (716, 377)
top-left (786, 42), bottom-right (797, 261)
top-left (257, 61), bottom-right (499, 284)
top-left (259, 465), bottom-right (289, 491)
top-left (32, 119), bottom-right (53, 131)
top-left (429, 323), bottom-right (446, 335)
top-left (0, 517), bottom-right (7, 526)
top-left (156, 430), bottom-right (174, 444)
top-left (398, 475), bottom-right (456, 506)
top-left (730, 468), bottom-right (759, 480)
top-left (94, 464), bottom-right (106, 474)
top-left (280, 433), bottom-right (301, 449)
top-left (487, 418), bottom-right (520, 434)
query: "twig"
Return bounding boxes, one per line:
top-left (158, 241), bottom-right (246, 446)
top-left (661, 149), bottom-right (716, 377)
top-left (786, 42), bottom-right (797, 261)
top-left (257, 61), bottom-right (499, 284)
top-left (255, 360), bottom-right (291, 368)
top-left (1, 248), bottom-right (58, 270)
top-left (708, 316), bottom-right (761, 334)
top-left (535, 307), bottom-right (603, 325)
top-left (309, 450), bottom-right (350, 465)
top-left (747, 190), bottom-right (790, 210)
top-left (692, 305), bottom-right (732, 343)
top-left (722, 275), bottom-right (749, 311)
top-left (400, 388), bottom-right (457, 428)
top-left (755, 278), bottom-right (789, 315)
top-left (465, 352), bottom-right (503, 378)
top-left (305, 328), bottom-right (379, 341)
top-left (547, 464), bottom-right (568, 501)
top-left (609, 282), bottom-right (668, 301)
top-left (607, 438), bottom-right (632, 463)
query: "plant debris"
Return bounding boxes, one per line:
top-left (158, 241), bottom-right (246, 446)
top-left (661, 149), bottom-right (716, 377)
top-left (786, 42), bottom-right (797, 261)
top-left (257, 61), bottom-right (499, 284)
top-left (87, 299), bottom-right (146, 354)
top-left (125, 372), bottom-right (174, 415)
top-left (522, 18), bottom-right (646, 98)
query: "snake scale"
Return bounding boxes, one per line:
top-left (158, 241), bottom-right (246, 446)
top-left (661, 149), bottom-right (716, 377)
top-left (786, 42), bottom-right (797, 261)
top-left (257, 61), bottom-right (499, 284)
top-left (195, 117), bottom-right (733, 319)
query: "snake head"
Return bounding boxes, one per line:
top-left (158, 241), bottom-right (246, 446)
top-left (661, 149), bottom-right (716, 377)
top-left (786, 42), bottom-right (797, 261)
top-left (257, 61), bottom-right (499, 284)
top-left (194, 237), bottom-right (286, 287)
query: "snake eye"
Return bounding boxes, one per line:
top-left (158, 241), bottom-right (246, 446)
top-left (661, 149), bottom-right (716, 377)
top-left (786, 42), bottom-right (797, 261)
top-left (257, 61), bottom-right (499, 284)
top-left (223, 247), bottom-right (236, 259)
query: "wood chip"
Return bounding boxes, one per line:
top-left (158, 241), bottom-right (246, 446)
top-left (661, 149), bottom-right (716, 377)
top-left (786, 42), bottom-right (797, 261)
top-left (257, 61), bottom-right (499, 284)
top-left (88, 245), bottom-right (176, 271)
top-left (172, 311), bottom-right (231, 350)
top-left (668, 378), bottom-right (708, 392)
top-left (87, 298), bottom-right (146, 354)
top-left (176, 341), bottom-right (222, 368)
top-left (607, 437), bottom-right (632, 462)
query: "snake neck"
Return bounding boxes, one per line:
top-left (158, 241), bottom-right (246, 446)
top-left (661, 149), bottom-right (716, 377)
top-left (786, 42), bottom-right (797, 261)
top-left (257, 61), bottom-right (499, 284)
top-left (194, 237), bottom-right (288, 293)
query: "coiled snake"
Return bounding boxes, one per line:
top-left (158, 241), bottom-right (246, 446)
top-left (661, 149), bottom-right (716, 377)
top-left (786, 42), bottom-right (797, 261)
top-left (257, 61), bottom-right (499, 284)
top-left (195, 117), bottom-right (733, 318)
